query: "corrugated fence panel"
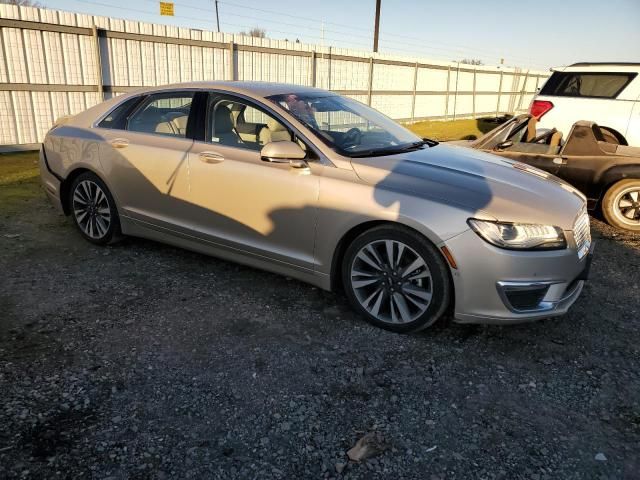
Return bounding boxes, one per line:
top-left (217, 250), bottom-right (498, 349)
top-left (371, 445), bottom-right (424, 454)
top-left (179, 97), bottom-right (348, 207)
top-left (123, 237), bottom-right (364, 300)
top-left (13, 91), bottom-right (37, 144)
top-left (0, 91), bottom-right (17, 144)
top-left (414, 95), bottom-right (448, 118)
top-left (3, 28), bottom-right (28, 82)
top-left (416, 67), bottom-right (449, 91)
top-left (0, 5), bottom-right (547, 145)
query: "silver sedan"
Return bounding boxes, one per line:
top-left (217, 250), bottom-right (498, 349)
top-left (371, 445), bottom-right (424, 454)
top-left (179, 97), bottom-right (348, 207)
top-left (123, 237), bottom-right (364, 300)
top-left (40, 82), bottom-right (593, 332)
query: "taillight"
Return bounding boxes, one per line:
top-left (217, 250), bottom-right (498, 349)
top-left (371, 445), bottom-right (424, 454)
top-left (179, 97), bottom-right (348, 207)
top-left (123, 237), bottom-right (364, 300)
top-left (530, 100), bottom-right (554, 119)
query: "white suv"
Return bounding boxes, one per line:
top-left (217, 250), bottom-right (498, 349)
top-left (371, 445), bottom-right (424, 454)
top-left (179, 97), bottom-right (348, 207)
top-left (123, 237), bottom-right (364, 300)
top-left (530, 63), bottom-right (640, 146)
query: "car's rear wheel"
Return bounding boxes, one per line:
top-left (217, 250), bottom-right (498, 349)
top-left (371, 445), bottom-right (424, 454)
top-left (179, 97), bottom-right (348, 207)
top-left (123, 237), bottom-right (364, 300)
top-left (602, 179), bottom-right (640, 232)
top-left (69, 172), bottom-right (122, 244)
top-left (341, 225), bottom-right (452, 333)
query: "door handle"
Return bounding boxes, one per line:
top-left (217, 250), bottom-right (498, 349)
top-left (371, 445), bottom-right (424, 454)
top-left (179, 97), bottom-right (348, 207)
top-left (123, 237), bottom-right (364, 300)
top-left (553, 156), bottom-right (568, 165)
top-left (199, 151), bottom-right (225, 164)
top-left (110, 138), bottom-right (129, 149)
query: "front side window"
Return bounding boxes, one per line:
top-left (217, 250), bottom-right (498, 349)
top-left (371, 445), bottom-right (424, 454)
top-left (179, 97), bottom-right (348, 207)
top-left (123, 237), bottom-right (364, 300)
top-left (207, 97), bottom-right (293, 151)
top-left (127, 92), bottom-right (194, 137)
top-left (540, 72), bottom-right (637, 99)
top-left (267, 93), bottom-right (424, 157)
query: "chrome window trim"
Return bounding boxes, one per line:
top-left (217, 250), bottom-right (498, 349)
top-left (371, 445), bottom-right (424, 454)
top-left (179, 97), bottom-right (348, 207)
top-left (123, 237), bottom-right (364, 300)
top-left (204, 89), bottom-right (333, 167)
top-left (91, 87), bottom-right (205, 129)
top-left (91, 87), bottom-right (333, 167)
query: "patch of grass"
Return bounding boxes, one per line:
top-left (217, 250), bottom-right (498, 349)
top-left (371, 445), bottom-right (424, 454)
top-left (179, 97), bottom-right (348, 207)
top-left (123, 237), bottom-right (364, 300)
top-left (0, 151), bottom-right (42, 216)
top-left (405, 117), bottom-right (508, 142)
top-left (0, 151), bottom-right (40, 186)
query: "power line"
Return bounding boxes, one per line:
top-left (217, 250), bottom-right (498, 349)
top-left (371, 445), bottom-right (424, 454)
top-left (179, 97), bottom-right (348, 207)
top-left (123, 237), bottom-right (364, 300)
top-left (216, 0), bottom-right (548, 67)
top-left (64, 0), bottom-right (547, 68)
top-left (217, 0), bottom-right (375, 34)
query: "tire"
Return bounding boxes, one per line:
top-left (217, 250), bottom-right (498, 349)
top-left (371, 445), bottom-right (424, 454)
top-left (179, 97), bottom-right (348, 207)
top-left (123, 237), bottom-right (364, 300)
top-left (69, 172), bottom-right (123, 245)
top-left (602, 179), bottom-right (640, 232)
top-left (341, 225), bottom-right (452, 333)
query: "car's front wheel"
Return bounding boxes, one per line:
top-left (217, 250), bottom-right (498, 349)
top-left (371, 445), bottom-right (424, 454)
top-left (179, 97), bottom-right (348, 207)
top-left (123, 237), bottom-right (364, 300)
top-left (69, 172), bottom-right (122, 244)
top-left (602, 179), bottom-right (640, 232)
top-left (341, 225), bottom-right (452, 333)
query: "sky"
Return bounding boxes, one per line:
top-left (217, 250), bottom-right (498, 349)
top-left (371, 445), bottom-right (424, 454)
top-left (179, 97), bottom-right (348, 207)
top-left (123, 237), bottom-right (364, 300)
top-left (48, 0), bottom-right (640, 71)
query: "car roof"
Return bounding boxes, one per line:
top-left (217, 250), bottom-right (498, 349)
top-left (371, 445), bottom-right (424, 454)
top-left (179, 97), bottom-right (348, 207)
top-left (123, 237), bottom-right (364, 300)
top-left (552, 63), bottom-right (640, 73)
top-left (128, 81), bottom-right (333, 99)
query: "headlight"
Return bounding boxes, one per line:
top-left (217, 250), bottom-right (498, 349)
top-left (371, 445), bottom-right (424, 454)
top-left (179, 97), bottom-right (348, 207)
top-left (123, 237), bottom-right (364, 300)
top-left (468, 219), bottom-right (567, 250)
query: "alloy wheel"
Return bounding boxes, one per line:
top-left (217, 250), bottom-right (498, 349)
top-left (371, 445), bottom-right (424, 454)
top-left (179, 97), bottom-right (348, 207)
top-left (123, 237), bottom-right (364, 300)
top-left (615, 187), bottom-right (640, 225)
top-left (350, 239), bottom-right (433, 324)
top-left (72, 180), bottom-right (112, 239)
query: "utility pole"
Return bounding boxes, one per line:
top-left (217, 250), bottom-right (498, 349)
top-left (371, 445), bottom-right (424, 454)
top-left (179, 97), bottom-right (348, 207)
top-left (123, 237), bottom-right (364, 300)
top-left (373, 0), bottom-right (381, 52)
top-left (214, 0), bottom-right (220, 32)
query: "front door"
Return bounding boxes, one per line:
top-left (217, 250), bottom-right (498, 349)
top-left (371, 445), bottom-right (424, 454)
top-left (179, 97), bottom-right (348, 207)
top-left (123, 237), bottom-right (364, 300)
top-left (186, 94), bottom-right (321, 271)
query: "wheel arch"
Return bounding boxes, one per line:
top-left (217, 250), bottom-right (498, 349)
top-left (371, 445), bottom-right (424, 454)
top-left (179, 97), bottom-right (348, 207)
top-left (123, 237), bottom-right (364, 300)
top-left (598, 126), bottom-right (628, 146)
top-left (329, 220), bottom-right (454, 295)
top-left (594, 166), bottom-right (640, 209)
top-left (59, 167), bottom-right (114, 215)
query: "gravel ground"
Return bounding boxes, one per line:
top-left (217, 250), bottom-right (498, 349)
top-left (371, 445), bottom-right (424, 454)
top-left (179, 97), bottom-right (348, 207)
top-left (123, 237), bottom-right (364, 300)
top-left (1, 175), bottom-right (639, 479)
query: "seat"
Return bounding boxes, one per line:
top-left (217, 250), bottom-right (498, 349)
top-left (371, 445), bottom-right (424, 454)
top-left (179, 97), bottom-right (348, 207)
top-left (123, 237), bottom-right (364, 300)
top-left (525, 116), bottom-right (538, 142)
top-left (547, 131), bottom-right (563, 154)
top-left (165, 111), bottom-right (189, 136)
top-left (213, 105), bottom-right (242, 146)
top-left (258, 118), bottom-right (292, 145)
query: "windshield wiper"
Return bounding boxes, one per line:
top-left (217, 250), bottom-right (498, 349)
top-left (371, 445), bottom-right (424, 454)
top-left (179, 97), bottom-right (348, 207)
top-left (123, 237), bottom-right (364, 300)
top-left (347, 138), bottom-right (440, 158)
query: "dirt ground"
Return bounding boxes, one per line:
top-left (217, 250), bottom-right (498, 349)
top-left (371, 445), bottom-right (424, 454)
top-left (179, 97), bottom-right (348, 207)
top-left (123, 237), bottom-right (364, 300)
top-left (0, 155), bottom-right (639, 479)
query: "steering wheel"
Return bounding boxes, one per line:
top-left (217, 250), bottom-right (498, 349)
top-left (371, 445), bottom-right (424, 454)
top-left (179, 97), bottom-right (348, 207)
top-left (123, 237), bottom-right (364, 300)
top-left (342, 127), bottom-right (363, 149)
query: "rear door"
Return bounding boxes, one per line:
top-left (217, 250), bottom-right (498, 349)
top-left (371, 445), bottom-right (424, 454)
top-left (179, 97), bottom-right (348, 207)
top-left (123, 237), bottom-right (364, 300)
top-left (535, 71), bottom-right (637, 140)
top-left (97, 91), bottom-right (195, 228)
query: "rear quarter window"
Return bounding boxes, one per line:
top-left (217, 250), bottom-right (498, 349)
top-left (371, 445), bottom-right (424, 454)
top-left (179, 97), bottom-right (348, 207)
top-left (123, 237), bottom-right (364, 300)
top-left (540, 71), bottom-right (637, 99)
top-left (97, 96), bottom-right (143, 129)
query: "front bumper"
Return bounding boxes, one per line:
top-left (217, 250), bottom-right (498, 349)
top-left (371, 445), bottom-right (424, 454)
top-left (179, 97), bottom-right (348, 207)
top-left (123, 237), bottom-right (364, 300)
top-left (445, 229), bottom-right (592, 325)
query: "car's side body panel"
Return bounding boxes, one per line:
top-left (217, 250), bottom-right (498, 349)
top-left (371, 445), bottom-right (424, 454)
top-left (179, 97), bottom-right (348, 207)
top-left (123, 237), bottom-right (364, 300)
top-left (186, 139), bottom-right (321, 272)
top-left (97, 128), bottom-right (194, 227)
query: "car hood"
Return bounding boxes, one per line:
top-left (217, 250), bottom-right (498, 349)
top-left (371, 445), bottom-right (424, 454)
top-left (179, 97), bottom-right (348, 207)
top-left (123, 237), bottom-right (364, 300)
top-left (350, 143), bottom-right (586, 229)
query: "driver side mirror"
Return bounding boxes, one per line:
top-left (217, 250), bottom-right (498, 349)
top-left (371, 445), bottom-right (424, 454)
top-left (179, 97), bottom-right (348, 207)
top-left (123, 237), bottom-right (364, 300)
top-left (260, 141), bottom-right (307, 168)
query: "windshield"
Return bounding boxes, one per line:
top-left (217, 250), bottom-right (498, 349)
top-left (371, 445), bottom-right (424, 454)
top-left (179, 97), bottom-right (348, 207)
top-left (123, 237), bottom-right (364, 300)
top-left (472, 115), bottom-right (530, 149)
top-left (267, 93), bottom-right (425, 157)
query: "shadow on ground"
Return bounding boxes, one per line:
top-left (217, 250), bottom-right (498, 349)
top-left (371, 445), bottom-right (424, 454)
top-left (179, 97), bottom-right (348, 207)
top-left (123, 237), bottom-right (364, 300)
top-left (0, 159), bottom-right (638, 479)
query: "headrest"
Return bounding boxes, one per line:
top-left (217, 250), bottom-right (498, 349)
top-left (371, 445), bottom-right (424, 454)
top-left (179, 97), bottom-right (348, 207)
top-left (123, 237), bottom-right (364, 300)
top-left (267, 117), bottom-right (286, 132)
top-left (215, 105), bottom-right (234, 133)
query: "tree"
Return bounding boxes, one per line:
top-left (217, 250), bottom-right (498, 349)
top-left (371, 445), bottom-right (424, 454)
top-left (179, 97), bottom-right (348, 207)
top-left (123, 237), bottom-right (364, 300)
top-left (0, 0), bottom-right (43, 6)
top-left (239, 27), bottom-right (266, 38)
top-left (460, 58), bottom-right (484, 66)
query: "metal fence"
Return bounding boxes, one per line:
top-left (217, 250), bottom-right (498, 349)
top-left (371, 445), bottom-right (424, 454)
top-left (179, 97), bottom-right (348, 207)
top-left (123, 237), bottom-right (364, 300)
top-left (0, 4), bottom-right (548, 147)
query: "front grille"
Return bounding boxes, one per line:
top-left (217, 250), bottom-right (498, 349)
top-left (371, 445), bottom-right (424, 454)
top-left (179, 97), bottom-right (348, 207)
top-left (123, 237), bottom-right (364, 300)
top-left (573, 210), bottom-right (591, 259)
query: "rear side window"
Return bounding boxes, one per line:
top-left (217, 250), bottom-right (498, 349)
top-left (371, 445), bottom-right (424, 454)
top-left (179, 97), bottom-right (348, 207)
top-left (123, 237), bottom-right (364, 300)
top-left (97, 96), bottom-right (142, 129)
top-left (127, 92), bottom-right (194, 137)
top-left (540, 72), bottom-right (637, 99)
